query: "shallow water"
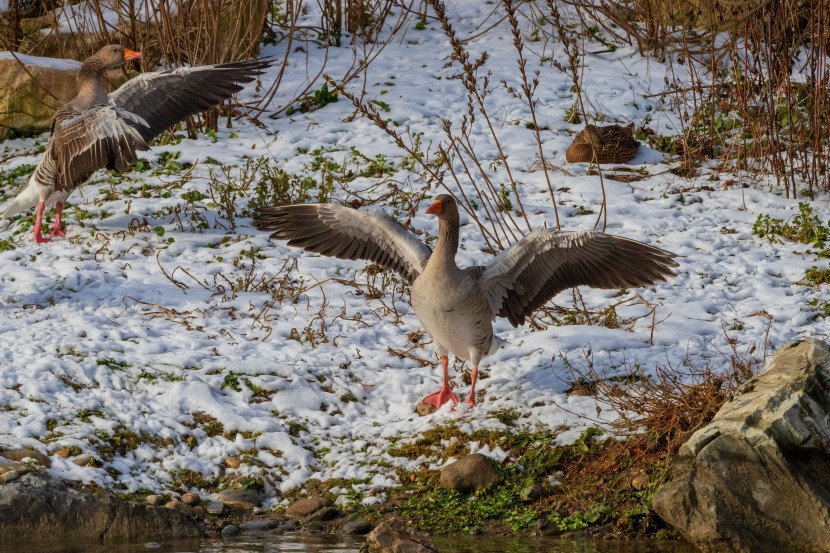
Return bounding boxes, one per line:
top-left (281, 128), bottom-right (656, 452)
top-left (0, 534), bottom-right (696, 553)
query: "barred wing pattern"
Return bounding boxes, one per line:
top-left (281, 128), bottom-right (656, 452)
top-left (254, 203), bottom-right (432, 284)
top-left (475, 229), bottom-right (678, 326)
top-left (110, 58), bottom-right (270, 142)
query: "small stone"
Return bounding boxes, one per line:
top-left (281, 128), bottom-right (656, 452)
top-left (630, 474), bottom-right (647, 491)
top-left (221, 524), bottom-right (240, 538)
top-left (215, 488), bottom-right (262, 509)
top-left (145, 494), bottom-right (164, 506)
top-left (285, 496), bottom-right (325, 518)
top-left (276, 523), bottom-right (297, 532)
top-left (53, 448), bottom-right (72, 459)
top-left (191, 506), bottom-right (205, 515)
top-left (0, 461), bottom-right (32, 483)
top-left (521, 485), bottom-right (544, 502)
top-left (342, 520), bottom-right (373, 534)
top-left (72, 454), bottom-right (96, 467)
top-left (224, 456), bottom-right (242, 469)
top-left (164, 500), bottom-right (195, 515)
top-left (302, 507), bottom-right (339, 524)
top-left (304, 521), bottom-right (324, 533)
top-left (415, 402), bottom-right (436, 416)
top-left (180, 492), bottom-right (201, 506)
top-left (143, 542), bottom-right (161, 549)
top-left (439, 453), bottom-right (501, 494)
top-left (240, 520), bottom-right (276, 531)
top-left (162, 437), bottom-right (175, 447)
top-left (364, 518), bottom-right (437, 553)
top-left (0, 448), bottom-right (52, 468)
top-left (206, 501), bottom-right (225, 515)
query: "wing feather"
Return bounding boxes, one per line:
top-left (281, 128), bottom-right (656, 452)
top-left (254, 203), bottom-right (432, 284)
top-left (51, 106), bottom-right (149, 192)
top-left (109, 58), bottom-right (270, 142)
top-left (475, 230), bottom-right (678, 326)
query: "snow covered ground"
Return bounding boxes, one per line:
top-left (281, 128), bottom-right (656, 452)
top-left (0, 1), bottom-right (828, 506)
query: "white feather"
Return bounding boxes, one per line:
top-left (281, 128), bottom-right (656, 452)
top-left (1, 175), bottom-right (46, 219)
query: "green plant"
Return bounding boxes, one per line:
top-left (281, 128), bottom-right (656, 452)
top-left (286, 83), bottom-right (338, 115)
top-left (805, 267), bottom-right (830, 286)
top-left (753, 203), bottom-right (829, 246)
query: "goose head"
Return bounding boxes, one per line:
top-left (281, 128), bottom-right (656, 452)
top-left (91, 44), bottom-right (142, 70)
top-left (425, 194), bottom-right (459, 221)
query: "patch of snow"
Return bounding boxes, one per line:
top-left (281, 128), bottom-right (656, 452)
top-left (0, 51), bottom-right (82, 71)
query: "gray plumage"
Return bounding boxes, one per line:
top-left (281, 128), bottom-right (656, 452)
top-left (255, 194), bottom-right (678, 407)
top-left (2, 44), bottom-right (269, 242)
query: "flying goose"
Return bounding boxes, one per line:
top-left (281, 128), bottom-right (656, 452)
top-left (2, 45), bottom-right (269, 243)
top-left (254, 195), bottom-right (678, 410)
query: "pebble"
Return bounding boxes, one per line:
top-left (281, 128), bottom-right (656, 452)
top-left (304, 521), bottom-right (324, 533)
top-left (180, 492), bottom-right (200, 506)
top-left (302, 507), bottom-right (339, 524)
top-left (224, 456), bottom-right (242, 469)
top-left (143, 542), bottom-right (161, 549)
top-left (221, 524), bottom-right (240, 538)
top-left (0, 461), bottom-right (32, 483)
top-left (415, 402), bottom-right (437, 416)
top-left (206, 501), bottom-right (225, 515)
top-left (53, 448), bottom-right (72, 459)
top-left (285, 496), bottom-right (325, 518)
top-left (342, 520), bottom-right (373, 534)
top-left (164, 500), bottom-right (194, 515)
top-left (276, 523), bottom-right (297, 532)
top-left (521, 485), bottom-right (544, 502)
top-left (215, 488), bottom-right (262, 509)
top-left (0, 448), bottom-right (52, 468)
top-left (72, 454), bottom-right (96, 467)
top-left (145, 495), bottom-right (164, 506)
top-left (240, 520), bottom-right (277, 531)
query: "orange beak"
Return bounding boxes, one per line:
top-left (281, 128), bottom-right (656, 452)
top-left (425, 200), bottom-right (443, 215)
top-left (123, 48), bottom-right (142, 61)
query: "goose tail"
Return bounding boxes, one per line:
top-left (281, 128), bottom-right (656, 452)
top-left (2, 177), bottom-right (41, 219)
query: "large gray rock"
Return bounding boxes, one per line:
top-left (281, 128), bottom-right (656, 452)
top-left (361, 518), bottom-right (439, 553)
top-left (653, 338), bottom-right (830, 553)
top-left (0, 472), bottom-right (200, 543)
top-left (0, 52), bottom-right (80, 135)
top-left (439, 453), bottom-right (501, 494)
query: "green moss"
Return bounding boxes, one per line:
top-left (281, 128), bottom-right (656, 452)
top-left (805, 266), bottom-right (830, 285)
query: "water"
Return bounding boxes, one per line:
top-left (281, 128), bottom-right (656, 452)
top-left (0, 534), bottom-right (696, 553)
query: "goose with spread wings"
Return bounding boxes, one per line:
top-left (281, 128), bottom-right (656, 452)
top-left (2, 44), bottom-right (269, 243)
top-left (254, 194), bottom-right (678, 410)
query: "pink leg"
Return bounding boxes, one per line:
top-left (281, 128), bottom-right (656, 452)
top-left (421, 356), bottom-right (459, 409)
top-left (33, 200), bottom-right (51, 244)
top-left (464, 366), bottom-right (479, 406)
top-left (49, 201), bottom-right (66, 237)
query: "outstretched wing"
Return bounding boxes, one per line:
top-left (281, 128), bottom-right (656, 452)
top-left (474, 229), bottom-right (678, 326)
top-left (254, 203), bottom-right (432, 284)
top-left (109, 58), bottom-right (270, 142)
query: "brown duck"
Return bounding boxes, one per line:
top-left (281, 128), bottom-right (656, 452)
top-left (255, 195), bottom-right (677, 410)
top-left (565, 123), bottom-right (639, 164)
top-left (2, 45), bottom-right (269, 243)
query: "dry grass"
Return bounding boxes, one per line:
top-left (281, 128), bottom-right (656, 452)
top-left (567, 0), bottom-right (830, 193)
